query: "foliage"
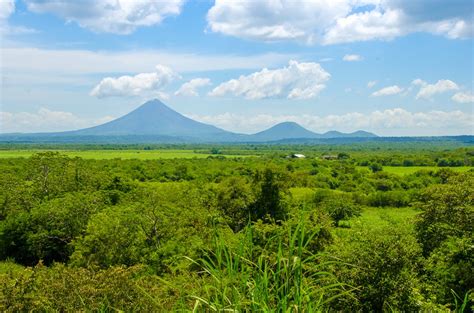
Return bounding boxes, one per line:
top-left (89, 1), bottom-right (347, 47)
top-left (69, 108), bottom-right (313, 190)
top-left (0, 192), bottom-right (106, 265)
top-left (190, 221), bottom-right (345, 312)
top-left (0, 147), bottom-right (472, 311)
top-left (425, 236), bottom-right (474, 306)
top-left (415, 174), bottom-right (474, 256)
top-left (328, 227), bottom-right (425, 312)
top-left (319, 195), bottom-right (361, 227)
top-left (0, 263), bottom-right (166, 312)
top-left (252, 168), bottom-right (288, 222)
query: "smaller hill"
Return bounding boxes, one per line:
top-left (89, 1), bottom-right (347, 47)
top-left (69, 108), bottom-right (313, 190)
top-left (250, 122), bottom-right (319, 141)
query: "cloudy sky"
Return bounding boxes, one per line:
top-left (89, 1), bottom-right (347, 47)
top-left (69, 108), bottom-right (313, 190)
top-left (1, 0), bottom-right (473, 136)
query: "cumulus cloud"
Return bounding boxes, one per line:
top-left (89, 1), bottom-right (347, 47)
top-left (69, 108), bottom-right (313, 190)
top-left (90, 65), bottom-right (178, 98)
top-left (0, 108), bottom-right (114, 133)
top-left (23, 0), bottom-right (185, 34)
top-left (188, 108), bottom-right (473, 136)
top-left (452, 91), bottom-right (474, 104)
top-left (175, 78), bottom-right (211, 97)
top-left (414, 79), bottom-right (459, 100)
top-left (371, 85), bottom-right (403, 97)
top-left (207, 0), bottom-right (351, 44)
top-left (207, 0), bottom-right (473, 45)
top-left (209, 60), bottom-right (330, 100)
top-left (343, 54), bottom-right (362, 61)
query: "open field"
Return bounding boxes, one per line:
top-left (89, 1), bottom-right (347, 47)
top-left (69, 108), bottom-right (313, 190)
top-left (381, 165), bottom-right (472, 175)
top-left (336, 206), bottom-right (419, 234)
top-left (0, 149), bottom-right (256, 159)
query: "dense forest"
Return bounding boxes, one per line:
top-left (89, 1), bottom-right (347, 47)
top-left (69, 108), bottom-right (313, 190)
top-left (0, 144), bottom-right (472, 311)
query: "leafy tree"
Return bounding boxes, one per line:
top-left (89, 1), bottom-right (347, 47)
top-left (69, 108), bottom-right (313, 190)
top-left (216, 177), bottom-right (255, 231)
top-left (321, 195), bottom-right (361, 227)
top-left (71, 206), bottom-right (146, 268)
top-left (415, 173), bottom-right (474, 256)
top-left (0, 192), bottom-right (105, 265)
top-left (210, 147), bottom-right (221, 155)
top-left (425, 236), bottom-right (474, 306)
top-left (369, 162), bottom-right (383, 173)
top-left (252, 168), bottom-right (287, 222)
top-left (330, 228), bottom-right (424, 312)
top-left (26, 152), bottom-right (84, 199)
top-left (337, 152), bottom-right (350, 160)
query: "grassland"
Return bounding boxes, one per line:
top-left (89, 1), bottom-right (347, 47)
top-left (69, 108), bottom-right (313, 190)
top-left (0, 149), bottom-right (255, 159)
top-left (381, 166), bottom-right (472, 175)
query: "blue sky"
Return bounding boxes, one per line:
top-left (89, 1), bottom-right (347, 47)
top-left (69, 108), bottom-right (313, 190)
top-left (1, 0), bottom-right (473, 135)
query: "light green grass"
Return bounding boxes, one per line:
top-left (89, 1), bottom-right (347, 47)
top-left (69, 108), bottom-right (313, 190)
top-left (351, 206), bottom-right (419, 230)
top-left (289, 187), bottom-right (315, 201)
top-left (0, 149), bottom-right (255, 160)
top-left (358, 166), bottom-right (472, 175)
top-left (334, 206), bottom-right (419, 240)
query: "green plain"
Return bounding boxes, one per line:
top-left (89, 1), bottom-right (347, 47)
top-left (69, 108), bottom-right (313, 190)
top-left (381, 166), bottom-right (472, 175)
top-left (0, 149), bottom-right (255, 159)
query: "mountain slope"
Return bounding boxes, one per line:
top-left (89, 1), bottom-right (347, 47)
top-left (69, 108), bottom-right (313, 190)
top-left (66, 99), bottom-right (236, 140)
top-left (249, 122), bottom-right (320, 141)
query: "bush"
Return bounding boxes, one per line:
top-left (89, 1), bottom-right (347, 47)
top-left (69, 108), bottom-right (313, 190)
top-left (0, 192), bottom-right (105, 266)
top-left (321, 196), bottom-right (361, 227)
top-left (0, 263), bottom-right (168, 312)
top-left (366, 191), bottom-right (411, 207)
top-left (425, 236), bottom-right (474, 306)
top-left (329, 227), bottom-right (424, 312)
top-left (216, 177), bottom-right (255, 232)
top-left (415, 174), bottom-right (474, 256)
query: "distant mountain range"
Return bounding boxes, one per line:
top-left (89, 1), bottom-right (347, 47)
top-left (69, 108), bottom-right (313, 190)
top-left (0, 99), bottom-right (377, 143)
top-left (250, 121), bottom-right (375, 141)
top-left (1, 99), bottom-right (470, 144)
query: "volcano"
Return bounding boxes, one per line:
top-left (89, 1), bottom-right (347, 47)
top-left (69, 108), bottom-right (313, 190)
top-left (67, 99), bottom-right (235, 140)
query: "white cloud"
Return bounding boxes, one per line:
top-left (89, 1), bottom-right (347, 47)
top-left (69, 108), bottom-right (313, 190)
top-left (188, 108), bottom-right (473, 136)
top-left (207, 0), bottom-right (473, 45)
top-left (0, 108), bottom-right (114, 133)
top-left (367, 81), bottom-right (377, 88)
top-left (209, 60), bottom-right (330, 100)
top-left (452, 91), bottom-right (474, 104)
top-left (319, 57), bottom-right (334, 62)
top-left (415, 79), bottom-right (459, 100)
top-left (0, 0), bottom-right (39, 35)
top-left (371, 85), bottom-right (403, 97)
top-left (23, 0), bottom-right (185, 34)
top-left (2, 107), bottom-right (472, 136)
top-left (411, 78), bottom-right (427, 87)
top-left (90, 65), bottom-right (178, 98)
top-left (324, 8), bottom-right (403, 44)
top-left (175, 78), bottom-right (211, 97)
top-left (207, 0), bottom-right (351, 44)
top-left (0, 0), bottom-right (30, 35)
top-left (0, 0), bottom-right (14, 21)
top-left (1, 47), bottom-right (293, 74)
top-left (343, 54), bottom-right (362, 61)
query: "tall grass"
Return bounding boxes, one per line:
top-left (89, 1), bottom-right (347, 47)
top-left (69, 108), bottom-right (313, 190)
top-left (451, 289), bottom-right (472, 313)
top-left (188, 221), bottom-right (350, 312)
